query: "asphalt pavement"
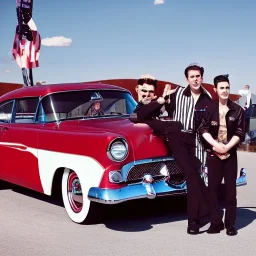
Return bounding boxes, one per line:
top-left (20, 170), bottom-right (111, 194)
top-left (0, 151), bottom-right (255, 256)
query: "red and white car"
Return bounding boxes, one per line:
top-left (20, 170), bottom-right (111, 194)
top-left (0, 83), bottom-right (187, 223)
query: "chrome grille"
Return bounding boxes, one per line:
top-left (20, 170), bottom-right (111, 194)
top-left (126, 160), bottom-right (184, 185)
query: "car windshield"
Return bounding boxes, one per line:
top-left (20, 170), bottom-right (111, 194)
top-left (38, 90), bottom-right (137, 122)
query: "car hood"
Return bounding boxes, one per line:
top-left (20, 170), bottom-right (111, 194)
top-left (60, 118), bottom-right (169, 160)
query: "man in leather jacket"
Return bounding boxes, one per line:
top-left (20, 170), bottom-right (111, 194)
top-left (199, 74), bottom-right (245, 236)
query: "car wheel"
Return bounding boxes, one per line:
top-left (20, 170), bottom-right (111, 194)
top-left (62, 168), bottom-right (91, 223)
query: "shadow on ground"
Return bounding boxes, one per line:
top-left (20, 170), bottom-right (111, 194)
top-left (236, 207), bottom-right (256, 231)
top-left (0, 180), bottom-right (64, 207)
top-left (1, 180), bottom-right (254, 232)
top-left (0, 180), bottom-right (188, 231)
top-left (101, 196), bottom-right (188, 232)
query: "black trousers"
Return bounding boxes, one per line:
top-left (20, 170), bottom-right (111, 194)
top-left (206, 151), bottom-right (238, 227)
top-left (16, 7), bottom-right (32, 24)
top-left (144, 120), bottom-right (214, 223)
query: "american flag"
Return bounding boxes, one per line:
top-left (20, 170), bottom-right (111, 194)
top-left (16, 0), bottom-right (32, 9)
top-left (12, 28), bottom-right (41, 69)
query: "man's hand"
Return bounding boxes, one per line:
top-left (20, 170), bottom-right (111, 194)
top-left (212, 142), bottom-right (231, 160)
top-left (214, 151), bottom-right (230, 160)
top-left (212, 142), bottom-right (229, 154)
top-left (162, 84), bottom-right (177, 104)
top-left (141, 95), bottom-right (157, 105)
top-left (162, 84), bottom-right (177, 98)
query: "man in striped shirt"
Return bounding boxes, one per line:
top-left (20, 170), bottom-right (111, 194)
top-left (166, 64), bottom-right (212, 164)
top-left (164, 64), bottom-right (213, 233)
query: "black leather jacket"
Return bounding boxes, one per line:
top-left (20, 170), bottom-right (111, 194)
top-left (133, 100), bottom-right (164, 121)
top-left (199, 99), bottom-right (245, 151)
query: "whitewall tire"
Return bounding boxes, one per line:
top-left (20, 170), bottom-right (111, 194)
top-left (62, 168), bottom-right (91, 223)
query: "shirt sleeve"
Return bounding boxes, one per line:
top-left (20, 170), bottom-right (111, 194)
top-left (134, 101), bottom-right (163, 121)
top-left (165, 90), bottom-right (177, 119)
top-left (198, 105), bottom-right (213, 135)
top-left (235, 108), bottom-right (246, 142)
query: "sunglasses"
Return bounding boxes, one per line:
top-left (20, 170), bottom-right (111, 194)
top-left (141, 89), bottom-right (155, 94)
top-left (138, 78), bottom-right (158, 87)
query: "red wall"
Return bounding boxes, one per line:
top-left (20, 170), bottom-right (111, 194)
top-left (0, 82), bottom-right (22, 97)
top-left (0, 80), bottom-right (240, 102)
top-left (91, 79), bottom-right (241, 102)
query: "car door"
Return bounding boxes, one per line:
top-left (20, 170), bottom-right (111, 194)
top-left (0, 97), bottom-right (44, 192)
top-left (0, 100), bottom-right (14, 180)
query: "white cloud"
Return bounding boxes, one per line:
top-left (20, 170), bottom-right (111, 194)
top-left (41, 36), bottom-right (72, 47)
top-left (5, 70), bottom-right (10, 73)
top-left (154, 0), bottom-right (164, 5)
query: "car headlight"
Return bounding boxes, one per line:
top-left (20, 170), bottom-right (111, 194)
top-left (107, 138), bottom-right (128, 162)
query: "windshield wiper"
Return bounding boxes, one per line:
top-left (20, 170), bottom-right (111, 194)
top-left (59, 116), bottom-right (84, 121)
top-left (105, 112), bottom-right (130, 117)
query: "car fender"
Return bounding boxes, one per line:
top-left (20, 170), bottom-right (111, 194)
top-left (37, 149), bottom-right (104, 196)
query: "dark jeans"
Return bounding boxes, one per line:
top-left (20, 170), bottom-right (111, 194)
top-left (206, 151), bottom-right (238, 227)
top-left (144, 120), bottom-right (213, 223)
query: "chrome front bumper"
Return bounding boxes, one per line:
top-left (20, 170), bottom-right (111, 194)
top-left (88, 164), bottom-right (247, 205)
top-left (88, 178), bottom-right (187, 204)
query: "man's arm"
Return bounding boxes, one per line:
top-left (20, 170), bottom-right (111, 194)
top-left (134, 100), bottom-right (164, 121)
top-left (202, 133), bottom-right (221, 148)
top-left (163, 85), bottom-right (178, 118)
top-left (233, 107), bottom-right (245, 142)
top-left (245, 92), bottom-right (251, 109)
top-left (198, 103), bottom-right (226, 152)
top-left (213, 108), bottom-right (245, 154)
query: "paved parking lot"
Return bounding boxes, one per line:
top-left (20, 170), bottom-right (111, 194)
top-left (0, 151), bottom-right (255, 256)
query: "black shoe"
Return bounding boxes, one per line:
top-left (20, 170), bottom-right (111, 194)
top-left (198, 217), bottom-right (210, 228)
top-left (187, 222), bottom-right (199, 235)
top-left (226, 226), bottom-right (237, 236)
top-left (207, 222), bottom-right (225, 234)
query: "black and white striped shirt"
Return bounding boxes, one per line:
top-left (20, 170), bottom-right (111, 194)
top-left (168, 86), bottom-right (212, 165)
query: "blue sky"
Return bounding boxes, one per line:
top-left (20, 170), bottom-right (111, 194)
top-left (0, 0), bottom-right (256, 94)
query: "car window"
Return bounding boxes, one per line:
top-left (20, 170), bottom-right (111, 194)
top-left (14, 97), bottom-right (39, 123)
top-left (39, 90), bottom-right (137, 122)
top-left (104, 99), bottom-right (127, 114)
top-left (0, 101), bottom-right (14, 123)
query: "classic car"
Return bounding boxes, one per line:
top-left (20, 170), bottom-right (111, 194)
top-left (0, 83), bottom-right (187, 223)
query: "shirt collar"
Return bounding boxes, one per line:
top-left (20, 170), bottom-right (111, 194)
top-left (183, 85), bottom-right (211, 99)
top-left (227, 99), bottom-right (238, 110)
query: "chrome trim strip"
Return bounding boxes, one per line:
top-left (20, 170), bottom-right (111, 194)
top-left (88, 179), bottom-right (187, 204)
top-left (121, 156), bottom-right (175, 182)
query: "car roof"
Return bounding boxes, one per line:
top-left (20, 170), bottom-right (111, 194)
top-left (0, 82), bottom-right (129, 102)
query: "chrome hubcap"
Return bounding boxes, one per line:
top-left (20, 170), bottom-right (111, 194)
top-left (67, 172), bottom-right (83, 213)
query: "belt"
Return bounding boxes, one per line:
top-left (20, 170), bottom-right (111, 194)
top-left (181, 129), bottom-right (194, 134)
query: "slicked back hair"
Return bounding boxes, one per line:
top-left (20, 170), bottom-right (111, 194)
top-left (184, 64), bottom-right (204, 78)
top-left (213, 74), bottom-right (230, 88)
